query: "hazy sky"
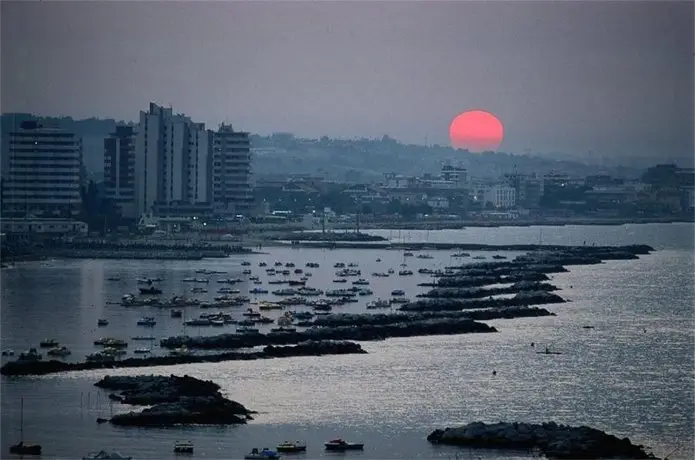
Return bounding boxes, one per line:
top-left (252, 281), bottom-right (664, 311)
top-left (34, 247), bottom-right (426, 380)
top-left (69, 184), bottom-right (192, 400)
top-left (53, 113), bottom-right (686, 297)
top-left (2, 0), bottom-right (693, 163)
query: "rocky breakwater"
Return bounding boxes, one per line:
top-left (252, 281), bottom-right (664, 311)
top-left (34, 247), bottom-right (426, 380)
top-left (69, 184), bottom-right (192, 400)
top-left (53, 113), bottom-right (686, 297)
top-left (161, 318), bottom-right (496, 350)
top-left (401, 291), bottom-right (565, 312)
top-left (427, 422), bottom-right (657, 459)
top-left (312, 307), bottom-right (555, 328)
top-left (0, 340), bottom-right (365, 376)
top-left (417, 281), bottom-right (558, 299)
top-left (95, 374), bottom-right (255, 427)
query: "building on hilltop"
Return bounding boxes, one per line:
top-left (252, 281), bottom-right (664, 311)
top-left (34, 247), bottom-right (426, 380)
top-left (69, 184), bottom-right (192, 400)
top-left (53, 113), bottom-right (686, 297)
top-left (104, 126), bottom-right (136, 219)
top-left (211, 123), bottom-right (253, 216)
top-left (2, 121), bottom-right (83, 218)
top-left (134, 103), bottom-right (213, 218)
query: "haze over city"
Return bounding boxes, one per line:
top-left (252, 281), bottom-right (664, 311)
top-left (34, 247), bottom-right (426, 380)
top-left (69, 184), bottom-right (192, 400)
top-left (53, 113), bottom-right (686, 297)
top-left (2, 0), bottom-right (693, 166)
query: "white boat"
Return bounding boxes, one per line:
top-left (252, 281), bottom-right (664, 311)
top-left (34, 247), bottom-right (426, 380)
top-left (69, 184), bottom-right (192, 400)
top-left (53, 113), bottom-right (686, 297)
top-left (83, 451), bottom-right (132, 460)
top-left (133, 347), bottom-right (151, 354)
top-left (276, 441), bottom-right (306, 453)
top-left (174, 441), bottom-right (194, 453)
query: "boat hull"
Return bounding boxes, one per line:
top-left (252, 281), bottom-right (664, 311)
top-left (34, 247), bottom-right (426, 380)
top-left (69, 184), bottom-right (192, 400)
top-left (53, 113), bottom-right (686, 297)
top-left (277, 445), bottom-right (306, 453)
top-left (325, 443), bottom-right (364, 451)
top-left (10, 443), bottom-right (42, 455)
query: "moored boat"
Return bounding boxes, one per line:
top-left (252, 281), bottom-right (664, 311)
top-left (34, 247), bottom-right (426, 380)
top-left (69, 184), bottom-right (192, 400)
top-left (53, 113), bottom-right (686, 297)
top-left (39, 339), bottom-right (59, 348)
top-left (324, 439), bottom-right (364, 451)
top-left (244, 448), bottom-right (280, 459)
top-left (82, 450), bottom-right (133, 460)
top-left (97, 319), bottom-right (109, 326)
top-left (276, 441), bottom-right (306, 453)
top-left (174, 440), bottom-right (194, 454)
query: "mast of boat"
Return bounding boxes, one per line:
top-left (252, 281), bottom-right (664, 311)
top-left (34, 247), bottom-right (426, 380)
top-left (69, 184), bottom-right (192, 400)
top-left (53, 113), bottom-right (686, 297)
top-left (19, 397), bottom-right (24, 443)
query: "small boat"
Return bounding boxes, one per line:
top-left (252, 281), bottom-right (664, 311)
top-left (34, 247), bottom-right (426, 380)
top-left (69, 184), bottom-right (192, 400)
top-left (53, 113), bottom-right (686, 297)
top-left (366, 299), bottom-right (390, 309)
top-left (171, 309), bottom-right (183, 318)
top-left (10, 398), bottom-right (42, 456)
top-left (132, 336), bottom-right (155, 341)
top-left (139, 286), bottom-right (162, 295)
top-left (136, 316), bottom-right (156, 327)
top-left (276, 441), bottom-right (306, 453)
top-left (82, 450), bottom-right (133, 460)
top-left (174, 440), bottom-right (194, 454)
top-left (39, 339), bottom-right (59, 348)
top-left (324, 439), bottom-right (364, 451)
top-left (244, 448), bottom-right (281, 459)
top-left (391, 290), bottom-right (405, 296)
top-left (10, 442), bottom-right (42, 456)
top-left (133, 347), bottom-right (151, 354)
top-left (1, 349), bottom-right (15, 356)
top-left (106, 277), bottom-right (121, 281)
top-left (241, 261), bottom-right (252, 266)
top-left (492, 255), bottom-right (507, 259)
top-left (390, 297), bottom-right (409, 304)
top-left (47, 346), bottom-right (71, 357)
top-left (97, 319), bottom-right (109, 326)
top-left (537, 346), bottom-right (563, 355)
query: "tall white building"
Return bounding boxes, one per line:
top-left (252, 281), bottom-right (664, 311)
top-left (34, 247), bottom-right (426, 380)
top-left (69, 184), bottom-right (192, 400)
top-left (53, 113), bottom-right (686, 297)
top-left (2, 121), bottom-right (83, 217)
top-left (134, 103), bottom-right (212, 217)
top-left (212, 124), bottom-right (253, 215)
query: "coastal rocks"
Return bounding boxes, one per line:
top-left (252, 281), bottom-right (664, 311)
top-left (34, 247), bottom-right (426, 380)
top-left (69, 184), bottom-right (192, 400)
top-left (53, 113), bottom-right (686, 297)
top-left (427, 422), bottom-right (656, 459)
top-left (429, 272), bottom-right (552, 288)
top-left (95, 374), bottom-right (254, 427)
top-left (95, 374), bottom-right (221, 405)
top-left (160, 318), bottom-right (497, 350)
top-left (400, 291), bottom-right (565, 312)
top-left (312, 307), bottom-right (555, 328)
top-left (418, 282), bottom-right (557, 299)
top-left (0, 340), bottom-right (366, 376)
top-left (263, 340), bottom-right (367, 357)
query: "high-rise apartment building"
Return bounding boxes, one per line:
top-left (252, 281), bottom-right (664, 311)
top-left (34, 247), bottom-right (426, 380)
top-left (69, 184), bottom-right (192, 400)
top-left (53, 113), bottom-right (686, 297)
top-left (2, 121), bottom-right (83, 217)
top-left (212, 124), bottom-right (253, 215)
top-left (104, 126), bottom-right (136, 219)
top-left (133, 103), bottom-right (212, 217)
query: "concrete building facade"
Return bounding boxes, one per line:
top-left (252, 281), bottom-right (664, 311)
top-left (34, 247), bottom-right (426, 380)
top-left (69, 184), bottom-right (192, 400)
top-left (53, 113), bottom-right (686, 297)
top-left (211, 123), bottom-right (253, 216)
top-left (134, 103), bottom-right (212, 218)
top-left (104, 126), bottom-right (136, 219)
top-left (2, 121), bottom-right (83, 217)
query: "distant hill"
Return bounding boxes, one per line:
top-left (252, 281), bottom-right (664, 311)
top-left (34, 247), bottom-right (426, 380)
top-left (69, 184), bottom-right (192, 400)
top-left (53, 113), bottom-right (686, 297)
top-left (250, 134), bottom-right (643, 182)
top-left (2, 115), bottom-right (645, 180)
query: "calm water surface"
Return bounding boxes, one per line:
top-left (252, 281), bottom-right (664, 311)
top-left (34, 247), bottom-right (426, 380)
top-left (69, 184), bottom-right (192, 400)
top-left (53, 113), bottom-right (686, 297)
top-left (1, 224), bottom-right (693, 459)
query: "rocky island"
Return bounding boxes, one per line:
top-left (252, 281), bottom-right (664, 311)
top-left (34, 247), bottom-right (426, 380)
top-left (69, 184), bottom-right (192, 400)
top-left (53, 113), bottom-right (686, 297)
top-left (427, 422), bottom-right (658, 459)
top-left (95, 374), bottom-right (254, 426)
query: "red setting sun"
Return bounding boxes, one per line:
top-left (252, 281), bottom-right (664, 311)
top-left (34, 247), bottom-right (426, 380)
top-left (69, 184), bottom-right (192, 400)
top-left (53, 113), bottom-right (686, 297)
top-left (449, 110), bottom-right (504, 152)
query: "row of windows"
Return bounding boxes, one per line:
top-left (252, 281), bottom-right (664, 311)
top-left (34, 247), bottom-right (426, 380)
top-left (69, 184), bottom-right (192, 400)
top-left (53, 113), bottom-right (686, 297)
top-left (8, 171), bottom-right (79, 177)
top-left (6, 178), bottom-right (79, 184)
top-left (10, 156), bottom-right (80, 162)
top-left (9, 164), bottom-right (80, 170)
top-left (4, 194), bottom-right (80, 200)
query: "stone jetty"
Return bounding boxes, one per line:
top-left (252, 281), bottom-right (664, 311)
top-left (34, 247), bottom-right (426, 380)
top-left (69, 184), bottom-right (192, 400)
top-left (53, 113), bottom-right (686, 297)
top-left (427, 421), bottom-right (658, 459)
top-left (95, 374), bottom-right (254, 427)
top-left (160, 317), bottom-right (497, 350)
top-left (0, 340), bottom-right (366, 376)
top-left (312, 307), bottom-right (555, 328)
top-left (400, 291), bottom-right (566, 312)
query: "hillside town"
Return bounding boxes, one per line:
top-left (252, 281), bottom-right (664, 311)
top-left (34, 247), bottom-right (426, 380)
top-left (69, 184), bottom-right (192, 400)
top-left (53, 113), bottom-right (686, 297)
top-left (1, 104), bottom-right (693, 241)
